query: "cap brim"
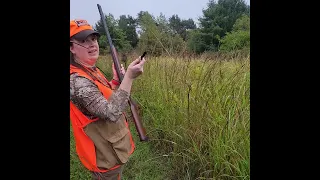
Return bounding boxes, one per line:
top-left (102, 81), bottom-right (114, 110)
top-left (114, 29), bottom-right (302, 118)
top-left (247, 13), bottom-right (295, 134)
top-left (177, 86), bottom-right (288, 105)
top-left (71, 29), bottom-right (100, 41)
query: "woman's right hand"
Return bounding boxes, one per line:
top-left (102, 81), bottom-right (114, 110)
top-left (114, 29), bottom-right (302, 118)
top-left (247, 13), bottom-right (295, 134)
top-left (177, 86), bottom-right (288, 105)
top-left (126, 57), bottom-right (146, 79)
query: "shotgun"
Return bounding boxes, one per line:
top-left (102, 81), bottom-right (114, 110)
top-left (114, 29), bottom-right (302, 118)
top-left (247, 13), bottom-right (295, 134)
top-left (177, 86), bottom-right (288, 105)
top-left (97, 4), bottom-right (149, 142)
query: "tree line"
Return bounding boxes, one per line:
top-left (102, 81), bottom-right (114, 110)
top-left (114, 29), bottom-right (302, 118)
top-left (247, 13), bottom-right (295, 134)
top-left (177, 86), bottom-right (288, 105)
top-left (93, 0), bottom-right (250, 56)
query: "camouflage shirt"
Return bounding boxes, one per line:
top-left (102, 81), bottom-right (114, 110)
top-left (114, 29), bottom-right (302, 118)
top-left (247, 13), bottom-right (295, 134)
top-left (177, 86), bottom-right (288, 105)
top-left (70, 68), bottom-right (130, 122)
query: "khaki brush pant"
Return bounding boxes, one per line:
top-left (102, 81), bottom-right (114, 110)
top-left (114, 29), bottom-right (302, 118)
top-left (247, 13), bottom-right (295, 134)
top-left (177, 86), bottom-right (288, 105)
top-left (92, 165), bottom-right (124, 180)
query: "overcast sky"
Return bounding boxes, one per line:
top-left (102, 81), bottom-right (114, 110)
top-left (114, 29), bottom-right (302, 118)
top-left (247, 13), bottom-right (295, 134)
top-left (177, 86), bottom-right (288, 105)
top-left (70, 0), bottom-right (250, 27)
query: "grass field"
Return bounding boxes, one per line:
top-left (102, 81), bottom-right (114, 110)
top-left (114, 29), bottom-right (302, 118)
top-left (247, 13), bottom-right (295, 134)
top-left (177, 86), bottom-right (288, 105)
top-left (70, 53), bottom-right (250, 180)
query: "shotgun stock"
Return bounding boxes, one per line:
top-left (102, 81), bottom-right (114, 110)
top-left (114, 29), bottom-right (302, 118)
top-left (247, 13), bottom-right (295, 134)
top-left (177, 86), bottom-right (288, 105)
top-left (97, 4), bottom-right (148, 142)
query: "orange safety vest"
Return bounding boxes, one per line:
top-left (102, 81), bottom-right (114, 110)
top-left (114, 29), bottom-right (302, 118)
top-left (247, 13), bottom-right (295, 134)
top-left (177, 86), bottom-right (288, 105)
top-left (70, 64), bottom-right (135, 173)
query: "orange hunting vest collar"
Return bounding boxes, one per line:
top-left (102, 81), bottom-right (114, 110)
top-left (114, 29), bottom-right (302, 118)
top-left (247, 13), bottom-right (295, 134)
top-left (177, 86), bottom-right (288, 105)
top-left (70, 64), bottom-right (135, 173)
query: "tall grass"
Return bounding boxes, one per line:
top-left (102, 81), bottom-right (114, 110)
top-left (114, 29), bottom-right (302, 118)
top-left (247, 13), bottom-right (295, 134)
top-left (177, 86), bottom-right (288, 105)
top-left (94, 53), bottom-right (250, 180)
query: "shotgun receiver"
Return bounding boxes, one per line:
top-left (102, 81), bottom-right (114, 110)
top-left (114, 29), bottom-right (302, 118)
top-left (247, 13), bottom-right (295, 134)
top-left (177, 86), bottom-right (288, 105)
top-left (97, 4), bottom-right (149, 142)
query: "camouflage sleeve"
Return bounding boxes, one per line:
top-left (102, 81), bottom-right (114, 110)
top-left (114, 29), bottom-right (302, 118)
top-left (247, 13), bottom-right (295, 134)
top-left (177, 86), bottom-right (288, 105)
top-left (70, 73), bottom-right (130, 122)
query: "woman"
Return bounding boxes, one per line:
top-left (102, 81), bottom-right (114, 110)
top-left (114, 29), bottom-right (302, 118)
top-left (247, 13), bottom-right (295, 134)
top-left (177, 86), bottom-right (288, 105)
top-left (70, 19), bottom-right (146, 180)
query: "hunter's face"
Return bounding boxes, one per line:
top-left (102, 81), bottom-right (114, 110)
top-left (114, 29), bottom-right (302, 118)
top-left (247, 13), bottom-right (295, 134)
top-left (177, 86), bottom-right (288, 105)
top-left (70, 34), bottom-right (100, 64)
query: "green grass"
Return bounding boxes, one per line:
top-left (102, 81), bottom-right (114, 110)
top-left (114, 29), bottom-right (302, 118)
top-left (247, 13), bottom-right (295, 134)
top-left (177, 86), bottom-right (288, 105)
top-left (71, 53), bottom-right (250, 179)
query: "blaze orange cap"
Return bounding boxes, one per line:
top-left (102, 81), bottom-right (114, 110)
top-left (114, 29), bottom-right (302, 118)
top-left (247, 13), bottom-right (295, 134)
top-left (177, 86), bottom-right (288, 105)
top-left (70, 19), bottom-right (100, 41)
